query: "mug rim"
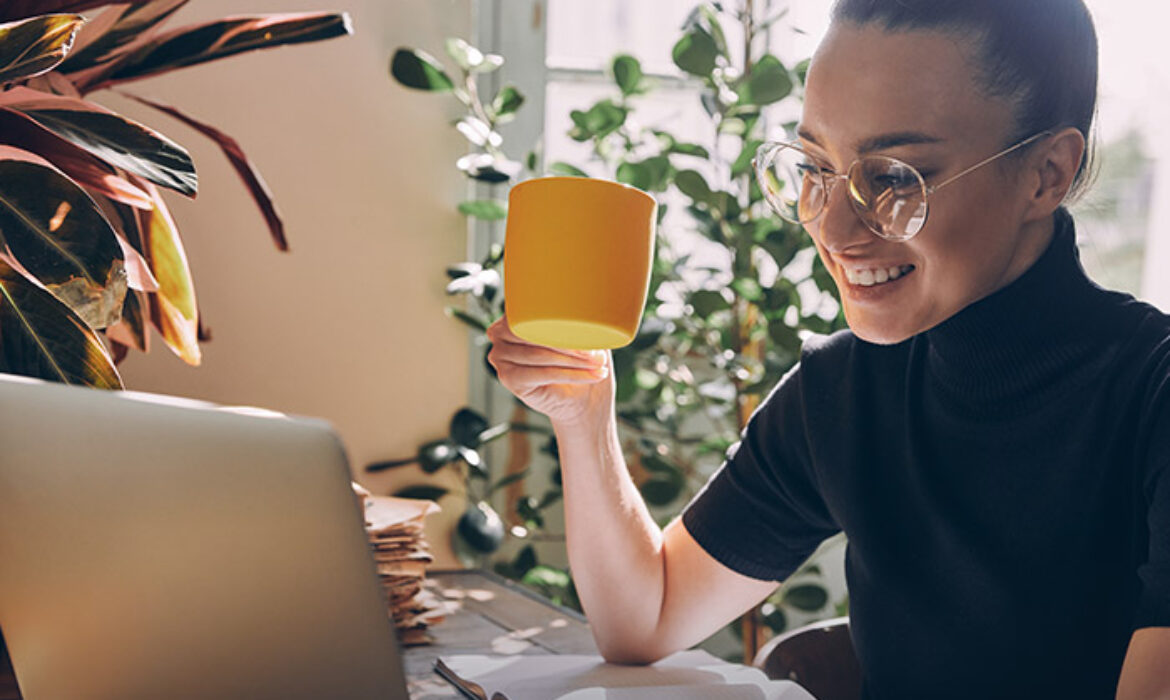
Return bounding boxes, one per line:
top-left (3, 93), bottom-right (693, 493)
top-left (509, 175), bottom-right (657, 207)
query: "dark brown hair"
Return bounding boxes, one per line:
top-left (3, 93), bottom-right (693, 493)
top-left (830, 0), bottom-right (1099, 200)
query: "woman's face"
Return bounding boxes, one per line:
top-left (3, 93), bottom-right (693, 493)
top-left (800, 22), bottom-right (1051, 344)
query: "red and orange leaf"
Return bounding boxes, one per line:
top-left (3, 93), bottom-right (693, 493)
top-left (77, 12), bottom-right (352, 92)
top-left (0, 106), bottom-right (153, 209)
top-left (0, 2), bottom-right (152, 23)
top-left (134, 178), bottom-right (199, 365)
top-left (123, 91), bottom-right (288, 250)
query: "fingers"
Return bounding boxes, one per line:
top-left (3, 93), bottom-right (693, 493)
top-left (487, 315), bottom-right (603, 364)
top-left (491, 358), bottom-right (608, 387)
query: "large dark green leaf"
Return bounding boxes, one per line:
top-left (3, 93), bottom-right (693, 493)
top-left (612, 54), bottom-right (643, 96)
top-left (0, 146), bottom-right (127, 330)
top-left (671, 27), bottom-right (718, 78)
top-left (449, 407), bottom-right (489, 448)
top-left (0, 2), bottom-right (151, 23)
top-left (123, 92), bottom-right (287, 250)
top-left (60, 0), bottom-right (189, 74)
top-left (80, 12), bottom-right (353, 92)
top-left (0, 14), bottom-right (84, 85)
top-left (737, 55), bottom-right (792, 106)
top-left (783, 584), bottom-right (829, 612)
top-left (0, 88), bottom-right (197, 196)
top-left (0, 258), bottom-right (122, 389)
top-left (390, 47), bottom-right (454, 92)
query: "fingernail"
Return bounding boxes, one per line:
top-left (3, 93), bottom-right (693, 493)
top-left (589, 350), bottom-right (606, 360)
top-left (596, 365), bottom-right (609, 378)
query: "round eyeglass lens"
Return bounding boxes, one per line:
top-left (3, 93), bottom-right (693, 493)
top-left (847, 156), bottom-right (928, 240)
top-left (756, 143), bottom-right (828, 224)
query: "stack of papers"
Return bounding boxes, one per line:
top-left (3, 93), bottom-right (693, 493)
top-left (361, 494), bottom-right (449, 646)
top-left (435, 649), bottom-right (818, 699)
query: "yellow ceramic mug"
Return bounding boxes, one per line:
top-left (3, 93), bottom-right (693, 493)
top-left (503, 177), bottom-right (657, 350)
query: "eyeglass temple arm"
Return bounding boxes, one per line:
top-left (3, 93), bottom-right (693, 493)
top-left (927, 131), bottom-right (1052, 193)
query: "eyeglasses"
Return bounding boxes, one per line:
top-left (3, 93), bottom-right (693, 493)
top-left (752, 131), bottom-right (1052, 241)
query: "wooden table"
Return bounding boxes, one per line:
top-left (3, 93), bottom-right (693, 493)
top-left (0, 569), bottom-right (597, 700)
top-left (406, 569), bottom-right (598, 698)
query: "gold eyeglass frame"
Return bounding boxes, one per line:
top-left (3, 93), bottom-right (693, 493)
top-left (752, 130), bottom-right (1052, 241)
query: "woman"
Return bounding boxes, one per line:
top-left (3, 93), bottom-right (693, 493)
top-left (486, 0), bottom-right (1170, 697)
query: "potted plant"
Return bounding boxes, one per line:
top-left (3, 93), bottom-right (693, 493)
top-left (0, 1), bottom-right (351, 389)
top-left (382, 1), bottom-right (847, 661)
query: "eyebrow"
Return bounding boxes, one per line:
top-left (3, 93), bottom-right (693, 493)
top-left (797, 127), bottom-right (944, 154)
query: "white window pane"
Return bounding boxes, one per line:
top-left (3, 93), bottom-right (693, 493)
top-left (546, 0), bottom-right (743, 74)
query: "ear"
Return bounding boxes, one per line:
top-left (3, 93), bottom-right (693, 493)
top-left (1022, 127), bottom-right (1086, 222)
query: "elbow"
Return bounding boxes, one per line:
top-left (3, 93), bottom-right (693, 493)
top-left (595, 633), bottom-right (673, 666)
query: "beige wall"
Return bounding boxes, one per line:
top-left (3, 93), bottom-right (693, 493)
top-left (107, 0), bottom-right (473, 566)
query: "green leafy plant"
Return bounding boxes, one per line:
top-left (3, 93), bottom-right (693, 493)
top-left (381, 1), bottom-right (847, 657)
top-left (0, 1), bottom-right (351, 388)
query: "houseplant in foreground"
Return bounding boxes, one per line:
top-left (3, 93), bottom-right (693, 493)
top-left (0, 1), bottom-right (351, 389)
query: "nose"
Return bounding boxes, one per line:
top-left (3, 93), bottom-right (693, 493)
top-left (810, 174), bottom-right (873, 254)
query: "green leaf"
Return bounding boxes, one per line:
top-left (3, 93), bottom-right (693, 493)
top-left (612, 54), bottom-right (643, 96)
top-left (0, 14), bottom-right (84, 85)
top-left (731, 138), bottom-right (763, 178)
top-left (674, 169), bottom-right (713, 207)
top-left (548, 161), bottom-right (589, 178)
top-left (667, 142), bottom-right (710, 158)
top-left (783, 584), bottom-right (829, 612)
top-left (0, 147), bottom-right (127, 330)
top-left (0, 258), bottom-right (122, 389)
top-left (449, 406), bottom-right (489, 447)
top-left (490, 85), bottom-right (525, 122)
top-left (794, 57), bottom-right (811, 86)
top-left (688, 289), bottom-right (730, 317)
top-left (87, 12), bottom-right (353, 91)
top-left (418, 438), bottom-right (458, 473)
top-left (444, 305), bottom-right (489, 332)
top-left (457, 501), bottom-right (504, 553)
top-left (489, 469), bottom-right (529, 494)
top-left (671, 27), bottom-right (719, 78)
top-left (457, 199), bottom-right (507, 220)
top-left (390, 47), bottom-right (453, 91)
top-left (393, 485), bottom-right (449, 501)
top-left (616, 155), bottom-right (670, 193)
top-left (3, 89), bottom-right (197, 196)
top-left (737, 55), bottom-right (793, 106)
top-left (641, 473), bottom-right (684, 506)
top-left (571, 100), bottom-right (627, 140)
top-left (522, 565), bottom-right (570, 589)
top-left (731, 278), bottom-right (763, 303)
top-left (444, 37), bottom-right (484, 71)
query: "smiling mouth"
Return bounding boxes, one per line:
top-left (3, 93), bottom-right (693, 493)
top-left (843, 264), bottom-right (916, 288)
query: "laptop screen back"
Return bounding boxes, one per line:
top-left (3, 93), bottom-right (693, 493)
top-left (0, 374), bottom-right (408, 699)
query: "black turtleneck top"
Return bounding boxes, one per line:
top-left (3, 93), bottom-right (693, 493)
top-left (680, 208), bottom-right (1170, 698)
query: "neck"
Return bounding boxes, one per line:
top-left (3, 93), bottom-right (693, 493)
top-left (921, 207), bottom-right (1113, 414)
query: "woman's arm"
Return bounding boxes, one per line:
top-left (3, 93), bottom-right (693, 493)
top-left (553, 408), bottom-right (779, 664)
top-left (485, 316), bottom-right (778, 664)
top-left (1116, 628), bottom-right (1170, 699)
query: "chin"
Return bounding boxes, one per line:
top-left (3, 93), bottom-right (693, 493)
top-left (842, 307), bottom-right (919, 345)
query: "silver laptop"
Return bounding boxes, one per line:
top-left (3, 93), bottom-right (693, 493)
top-left (0, 373), bottom-right (410, 699)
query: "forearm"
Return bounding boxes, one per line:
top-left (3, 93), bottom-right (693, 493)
top-left (552, 408), bottom-right (666, 663)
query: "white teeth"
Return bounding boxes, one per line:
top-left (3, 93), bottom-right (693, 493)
top-left (845, 264), bottom-right (915, 287)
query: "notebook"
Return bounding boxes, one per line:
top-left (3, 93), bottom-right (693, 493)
top-left (435, 649), bottom-right (817, 700)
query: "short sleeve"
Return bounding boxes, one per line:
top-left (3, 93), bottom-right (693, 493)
top-left (1135, 347), bottom-right (1170, 629)
top-left (680, 362), bottom-right (840, 582)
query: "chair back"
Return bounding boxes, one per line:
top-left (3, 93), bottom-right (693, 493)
top-left (752, 616), bottom-right (862, 700)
